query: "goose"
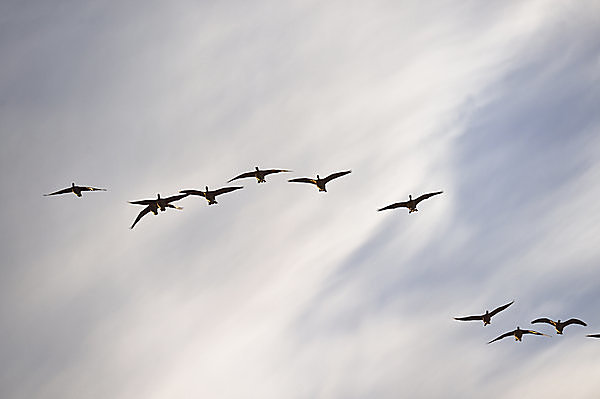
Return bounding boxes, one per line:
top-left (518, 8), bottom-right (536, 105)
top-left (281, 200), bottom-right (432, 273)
top-left (44, 182), bottom-right (106, 197)
top-left (488, 326), bottom-right (550, 344)
top-left (378, 191), bottom-right (442, 213)
top-left (129, 193), bottom-right (189, 212)
top-left (180, 186), bottom-right (243, 205)
top-left (531, 317), bottom-right (587, 334)
top-left (228, 167), bottom-right (291, 183)
top-left (454, 300), bottom-right (514, 326)
top-left (586, 334), bottom-right (600, 338)
top-left (288, 170), bottom-right (351, 192)
top-left (128, 193), bottom-right (188, 229)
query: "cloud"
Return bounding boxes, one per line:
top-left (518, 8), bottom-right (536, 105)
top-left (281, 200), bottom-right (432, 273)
top-left (1, 1), bottom-right (599, 398)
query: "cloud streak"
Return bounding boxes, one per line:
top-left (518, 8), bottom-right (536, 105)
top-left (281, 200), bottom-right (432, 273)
top-left (1, 1), bottom-right (599, 398)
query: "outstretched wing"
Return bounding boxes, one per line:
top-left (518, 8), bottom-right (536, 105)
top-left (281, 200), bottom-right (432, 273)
top-left (377, 201), bottom-right (410, 211)
top-left (213, 186), bottom-right (244, 197)
top-left (130, 206), bottom-right (152, 229)
top-left (531, 318), bottom-right (556, 326)
top-left (80, 186), bottom-right (107, 192)
top-left (44, 187), bottom-right (72, 196)
top-left (489, 300), bottom-right (514, 317)
top-left (164, 193), bottom-right (189, 203)
top-left (414, 191), bottom-right (443, 204)
top-left (454, 315), bottom-right (483, 322)
top-left (180, 190), bottom-right (206, 198)
top-left (289, 177), bottom-right (317, 185)
top-left (323, 170), bottom-right (351, 183)
top-left (488, 330), bottom-right (514, 344)
top-left (129, 199), bottom-right (156, 205)
top-left (262, 169), bottom-right (291, 176)
top-left (523, 329), bottom-right (550, 337)
top-left (563, 318), bottom-right (587, 327)
top-left (228, 171), bottom-right (256, 183)
top-left (586, 334), bottom-right (600, 338)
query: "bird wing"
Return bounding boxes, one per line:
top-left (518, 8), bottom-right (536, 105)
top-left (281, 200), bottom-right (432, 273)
top-left (454, 315), bottom-right (483, 322)
top-left (377, 201), bottom-right (410, 211)
top-left (488, 331), bottom-right (515, 344)
top-left (80, 186), bottom-right (106, 192)
top-left (227, 171), bottom-right (256, 182)
top-left (489, 300), bottom-right (514, 317)
top-left (129, 199), bottom-right (156, 205)
top-left (288, 177), bottom-right (317, 185)
top-left (531, 318), bottom-right (556, 326)
top-left (44, 187), bottom-right (72, 196)
top-left (262, 169), bottom-right (291, 176)
top-left (323, 170), bottom-right (352, 183)
top-left (180, 190), bottom-right (206, 198)
top-left (413, 191), bottom-right (443, 204)
top-left (164, 193), bottom-right (189, 203)
top-left (563, 318), bottom-right (587, 327)
top-left (522, 329), bottom-right (550, 337)
top-left (130, 206), bottom-right (152, 229)
top-left (586, 334), bottom-right (600, 338)
top-left (213, 186), bottom-right (244, 197)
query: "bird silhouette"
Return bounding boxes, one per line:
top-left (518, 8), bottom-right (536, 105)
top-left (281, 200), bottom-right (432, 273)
top-left (44, 182), bottom-right (106, 197)
top-left (488, 326), bottom-right (550, 344)
top-left (180, 186), bottom-right (243, 205)
top-left (128, 193), bottom-right (188, 229)
top-left (378, 191), bottom-right (442, 213)
top-left (454, 300), bottom-right (514, 326)
top-left (288, 170), bottom-right (351, 192)
top-left (228, 167), bottom-right (291, 183)
top-left (530, 317), bottom-right (587, 334)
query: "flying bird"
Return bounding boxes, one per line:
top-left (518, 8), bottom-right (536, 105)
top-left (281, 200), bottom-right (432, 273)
top-left (228, 167), bottom-right (291, 183)
top-left (180, 186), bottom-right (243, 205)
top-left (488, 326), bottom-right (550, 344)
top-left (378, 191), bottom-right (443, 213)
top-left (530, 317), bottom-right (587, 334)
top-left (586, 334), bottom-right (600, 338)
top-left (454, 300), bottom-right (514, 326)
top-left (288, 170), bottom-right (351, 192)
top-left (128, 193), bottom-right (188, 229)
top-left (44, 182), bottom-right (106, 197)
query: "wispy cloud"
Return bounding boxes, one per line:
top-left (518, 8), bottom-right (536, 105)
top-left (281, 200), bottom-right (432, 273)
top-left (1, 1), bottom-right (599, 398)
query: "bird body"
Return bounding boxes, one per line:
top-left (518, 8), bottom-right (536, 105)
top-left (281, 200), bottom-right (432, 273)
top-left (454, 300), bottom-right (514, 326)
top-left (44, 182), bottom-right (106, 197)
top-left (180, 186), bottom-right (243, 205)
top-left (488, 326), bottom-right (550, 344)
top-left (530, 317), bottom-right (587, 334)
top-left (228, 167), bottom-right (291, 183)
top-left (378, 191), bottom-right (442, 213)
top-left (288, 170), bottom-right (351, 192)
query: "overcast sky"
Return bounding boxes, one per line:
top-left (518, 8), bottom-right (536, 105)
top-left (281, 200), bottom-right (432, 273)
top-left (1, 1), bottom-right (600, 398)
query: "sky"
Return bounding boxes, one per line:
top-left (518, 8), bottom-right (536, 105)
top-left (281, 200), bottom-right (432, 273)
top-left (1, 0), bottom-right (600, 397)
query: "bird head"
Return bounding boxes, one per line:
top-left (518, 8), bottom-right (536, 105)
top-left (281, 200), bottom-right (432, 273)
top-left (255, 166), bottom-right (260, 171)
top-left (205, 186), bottom-right (209, 193)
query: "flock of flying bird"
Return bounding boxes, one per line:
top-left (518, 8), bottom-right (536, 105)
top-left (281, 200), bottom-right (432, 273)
top-left (44, 166), bottom-right (600, 343)
top-left (454, 300), bottom-right (599, 343)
